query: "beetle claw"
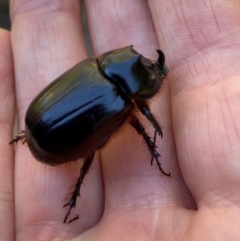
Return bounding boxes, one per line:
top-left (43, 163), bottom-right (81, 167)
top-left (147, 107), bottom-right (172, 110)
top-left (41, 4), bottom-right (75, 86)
top-left (63, 196), bottom-right (78, 223)
top-left (67, 215), bottom-right (79, 224)
top-left (63, 152), bottom-right (95, 223)
top-left (130, 116), bottom-right (170, 176)
top-left (9, 130), bottom-right (26, 145)
top-left (63, 192), bottom-right (78, 223)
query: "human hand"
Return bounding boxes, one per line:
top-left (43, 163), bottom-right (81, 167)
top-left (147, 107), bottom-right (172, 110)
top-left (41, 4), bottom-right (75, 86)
top-left (1, 0), bottom-right (240, 240)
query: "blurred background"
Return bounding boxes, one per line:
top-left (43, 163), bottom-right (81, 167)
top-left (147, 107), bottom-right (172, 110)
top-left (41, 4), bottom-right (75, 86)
top-left (0, 0), bottom-right (11, 30)
top-left (0, 0), bottom-right (93, 55)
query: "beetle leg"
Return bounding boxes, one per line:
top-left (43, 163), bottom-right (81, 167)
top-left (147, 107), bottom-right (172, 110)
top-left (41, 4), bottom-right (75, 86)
top-left (63, 152), bottom-right (95, 223)
top-left (130, 116), bottom-right (170, 176)
top-left (9, 130), bottom-right (27, 144)
top-left (151, 129), bottom-right (157, 165)
top-left (135, 102), bottom-right (163, 138)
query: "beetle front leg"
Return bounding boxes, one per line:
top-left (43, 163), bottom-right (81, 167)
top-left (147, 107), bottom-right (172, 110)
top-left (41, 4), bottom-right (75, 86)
top-left (135, 101), bottom-right (163, 137)
top-left (130, 116), bottom-right (170, 176)
top-left (63, 152), bottom-right (95, 223)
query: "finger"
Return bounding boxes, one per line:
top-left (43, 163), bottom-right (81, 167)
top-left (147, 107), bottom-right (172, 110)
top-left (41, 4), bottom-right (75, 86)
top-left (85, 0), bottom-right (193, 236)
top-left (86, 0), bottom-right (160, 55)
top-left (10, 0), bottom-right (103, 239)
top-left (149, 0), bottom-right (240, 210)
top-left (0, 29), bottom-right (15, 241)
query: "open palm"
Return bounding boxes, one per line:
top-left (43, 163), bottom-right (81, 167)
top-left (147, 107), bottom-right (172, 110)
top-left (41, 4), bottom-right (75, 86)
top-left (1, 0), bottom-right (240, 240)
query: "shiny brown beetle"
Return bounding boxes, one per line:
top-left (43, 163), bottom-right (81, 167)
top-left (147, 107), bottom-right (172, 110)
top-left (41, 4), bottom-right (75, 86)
top-left (10, 46), bottom-right (170, 223)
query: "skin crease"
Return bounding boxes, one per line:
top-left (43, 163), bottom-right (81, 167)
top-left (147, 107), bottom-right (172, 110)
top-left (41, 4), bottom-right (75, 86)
top-left (0, 0), bottom-right (239, 240)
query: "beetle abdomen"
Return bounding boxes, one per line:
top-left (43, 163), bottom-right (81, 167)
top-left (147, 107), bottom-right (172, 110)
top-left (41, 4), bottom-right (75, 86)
top-left (25, 59), bottom-right (132, 164)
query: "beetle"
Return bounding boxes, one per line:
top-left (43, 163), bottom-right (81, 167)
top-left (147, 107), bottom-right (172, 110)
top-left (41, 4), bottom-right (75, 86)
top-left (10, 45), bottom-right (170, 223)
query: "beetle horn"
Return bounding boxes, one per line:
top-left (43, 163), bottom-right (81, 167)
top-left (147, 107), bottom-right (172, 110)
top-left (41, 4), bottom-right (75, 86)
top-left (156, 50), bottom-right (165, 66)
top-left (155, 50), bottom-right (169, 78)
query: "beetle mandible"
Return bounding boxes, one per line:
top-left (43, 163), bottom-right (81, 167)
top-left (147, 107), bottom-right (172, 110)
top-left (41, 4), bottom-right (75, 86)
top-left (10, 45), bottom-right (170, 223)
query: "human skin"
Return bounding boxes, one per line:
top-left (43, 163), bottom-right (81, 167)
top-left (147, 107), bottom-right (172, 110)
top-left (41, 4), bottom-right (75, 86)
top-left (0, 0), bottom-right (240, 240)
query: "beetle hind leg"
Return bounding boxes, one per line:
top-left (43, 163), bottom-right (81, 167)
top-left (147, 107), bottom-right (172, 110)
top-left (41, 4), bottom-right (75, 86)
top-left (130, 116), bottom-right (170, 176)
top-left (63, 152), bottom-right (95, 223)
top-left (9, 130), bottom-right (27, 144)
